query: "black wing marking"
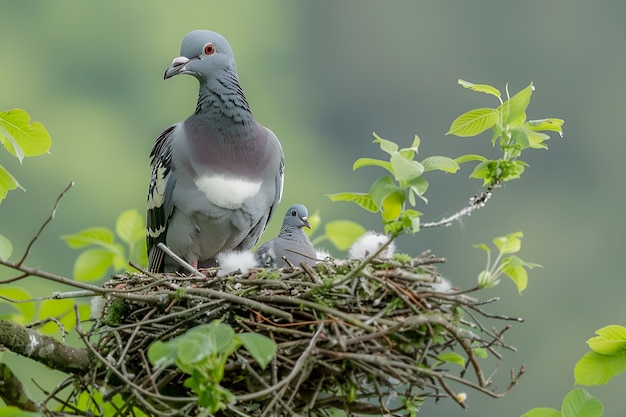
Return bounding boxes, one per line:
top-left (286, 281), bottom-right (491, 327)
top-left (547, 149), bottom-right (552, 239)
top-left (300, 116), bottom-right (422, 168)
top-left (147, 125), bottom-right (177, 272)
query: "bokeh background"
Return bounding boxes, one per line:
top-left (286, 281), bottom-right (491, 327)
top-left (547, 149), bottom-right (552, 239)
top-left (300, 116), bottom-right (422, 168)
top-left (1, 1), bottom-right (625, 416)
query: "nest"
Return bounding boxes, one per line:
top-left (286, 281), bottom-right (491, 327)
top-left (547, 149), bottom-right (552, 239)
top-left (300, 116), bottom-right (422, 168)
top-left (78, 250), bottom-right (522, 416)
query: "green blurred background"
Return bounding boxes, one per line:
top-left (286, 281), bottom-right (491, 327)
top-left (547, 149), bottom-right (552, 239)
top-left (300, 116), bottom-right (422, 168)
top-left (1, 1), bottom-right (625, 415)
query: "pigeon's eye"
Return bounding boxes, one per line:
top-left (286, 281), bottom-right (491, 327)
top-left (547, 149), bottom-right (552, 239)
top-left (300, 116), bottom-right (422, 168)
top-left (291, 210), bottom-right (297, 217)
top-left (203, 43), bottom-right (216, 55)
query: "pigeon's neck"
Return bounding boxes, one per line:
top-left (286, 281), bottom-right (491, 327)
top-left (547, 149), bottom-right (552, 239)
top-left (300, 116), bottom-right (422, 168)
top-left (278, 226), bottom-right (306, 241)
top-left (195, 69), bottom-right (254, 125)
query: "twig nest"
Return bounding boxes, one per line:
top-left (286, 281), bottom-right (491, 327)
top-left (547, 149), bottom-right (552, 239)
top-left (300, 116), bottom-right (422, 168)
top-left (82, 251), bottom-right (521, 416)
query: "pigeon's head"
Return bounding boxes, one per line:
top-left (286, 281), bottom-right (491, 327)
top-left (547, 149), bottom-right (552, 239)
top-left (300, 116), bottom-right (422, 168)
top-left (284, 204), bottom-right (311, 229)
top-left (165, 30), bottom-right (237, 81)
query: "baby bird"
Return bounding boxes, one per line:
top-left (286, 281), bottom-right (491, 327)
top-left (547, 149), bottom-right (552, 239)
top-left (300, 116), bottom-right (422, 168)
top-left (255, 204), bottom-right (318, 268)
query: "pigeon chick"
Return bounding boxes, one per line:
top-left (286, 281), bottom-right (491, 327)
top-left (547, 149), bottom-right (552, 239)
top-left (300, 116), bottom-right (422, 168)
top-left (256, 204), bottom-right (318, 268)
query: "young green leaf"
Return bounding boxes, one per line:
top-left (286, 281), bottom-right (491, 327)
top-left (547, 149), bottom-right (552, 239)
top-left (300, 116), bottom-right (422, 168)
top-left (421, 156), bottom-right (460, 173)
top-left (62, 227), bottom-right (115, 249)
top-left (390, 152), bottom-right (424, 182)
top-left (520, 408), bottom-right (562, 417)
top-left (501, 255), bottom-right (530, 293)
top-left (574, 350), bottom-right (626, 386)
top-left (324, 220), bottom-right (366, 251)
top-left (372, 132), bottom-right (399, 155)
top-left (587, 325), bottom-right (626, 355)
top-left (237, 333), bottom-right (277, 369)
top-left (0, 164), bottom-right (22, 202)
top-left (499, 83), bottom-right (533, 127)
top-left (493, 231), bottom-right (523, 255)
top-left (328, 192), bottom-right (378, 213)
top-left (0, 287), bottom-right (35, 324)
top-left (353, 157), bottom-right (393, 173)
top-left (0, 108), bottom-right (52, 160)
top-left (73, 248), bottom-right (115, 281)
top-left (458, 79), bottom-right (501, 99)
top-left (560, 388), bottom-right (603, 417)
top-left (0, 233), bottom-right (12, 260)
top-left (454, 154), bottom-right (488, 164)
top-left (115, 209), bottom-right (145, 245)
top-left (437, 351), bottom-right (466, 367)
top-left (527, 118), bottom-right (565, 135)
top-left (447, 108), bottom-right (499, 137)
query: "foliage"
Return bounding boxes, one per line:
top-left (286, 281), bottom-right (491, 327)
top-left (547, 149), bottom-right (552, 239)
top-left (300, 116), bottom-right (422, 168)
top-left (61, 209), bottom-right (147, 281)
top-left (474, 231), bottom-right (541, 293)
top-left (330, 80), bottom-right (564, 236)
top-left (147, 320), bottom-right (276, 414)
top-left (574, 325), bottom-right (626, 386)
top-left (0, 108), bottom-right (52, 203)
top-left (521, 388), bottom-right (602, 417)
top-left (522, 325), bottom-right (626, 416)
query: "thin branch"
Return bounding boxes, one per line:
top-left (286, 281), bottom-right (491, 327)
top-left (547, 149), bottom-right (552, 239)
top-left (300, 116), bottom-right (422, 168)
top-left (422, 188), bottom-right (494, 229)
top-left (16, 181), bottom-right (74, 266)
top-left (156, 242), bottom-right (204, 277)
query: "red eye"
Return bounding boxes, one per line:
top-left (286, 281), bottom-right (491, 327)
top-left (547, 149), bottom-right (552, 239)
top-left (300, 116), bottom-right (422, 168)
top-left (204, 43), bottom-right (216, 55)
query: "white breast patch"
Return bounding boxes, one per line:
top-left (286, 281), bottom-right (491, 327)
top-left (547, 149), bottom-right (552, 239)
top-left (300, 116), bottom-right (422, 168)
top-left (194, 175), bottom-right (262, 209)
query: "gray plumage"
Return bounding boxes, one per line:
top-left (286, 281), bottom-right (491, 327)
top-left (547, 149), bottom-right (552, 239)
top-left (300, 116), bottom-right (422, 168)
top-left (147, 30), bottom-right (284, 272)
top-left (255, 204), bottom-right (318, 268)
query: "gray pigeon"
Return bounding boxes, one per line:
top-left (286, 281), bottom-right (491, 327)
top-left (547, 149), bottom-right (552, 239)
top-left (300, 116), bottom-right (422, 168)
top-left (255, 204), bottom-right (318, 268)
top-left (147, 30), bottom-right (284, 272)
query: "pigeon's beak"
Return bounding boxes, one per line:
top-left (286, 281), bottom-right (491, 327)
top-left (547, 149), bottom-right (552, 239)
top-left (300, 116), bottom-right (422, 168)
top-left (302, 216), bottom-right (311, 229)
top-left (164, 56), bottom-right (190, 79)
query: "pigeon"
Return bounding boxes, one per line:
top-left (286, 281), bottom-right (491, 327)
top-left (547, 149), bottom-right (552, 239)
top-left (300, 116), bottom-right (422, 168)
top-left (255, 204), bottom-right (318, 268)
top-left (147, 30), bottom-right (284, 272)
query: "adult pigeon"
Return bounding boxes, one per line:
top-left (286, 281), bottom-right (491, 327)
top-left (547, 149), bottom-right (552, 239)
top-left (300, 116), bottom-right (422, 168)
top-left (255, 204), bottom-right (318, 268)
top-left (147, 30), bottom-right (284, 272)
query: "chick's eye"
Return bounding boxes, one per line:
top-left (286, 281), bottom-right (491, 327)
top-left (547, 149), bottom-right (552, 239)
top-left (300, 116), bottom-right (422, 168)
top-left (291, 210), bottom-right (297, 217)
top-left (203, 43), bottom-right (216, 55)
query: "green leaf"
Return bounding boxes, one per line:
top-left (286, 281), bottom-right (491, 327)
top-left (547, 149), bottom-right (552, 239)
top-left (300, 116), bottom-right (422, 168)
top-left (372, 132), bottom-right (399, 155)
top-left (421, 156), bottom-right (460, 173)
top-left (400, 209), bottom-right (421, 233)
top-left (325, 220), bottom-right (366, 251)
top-left (587, 325), bottom-right (626, 355)
top-left (306, 210), bottom-right (321, 237)
top-left (237, 333), bottom-right (277, 369)
top-left (390, 152), bottom-right (424, 182)
top-left (0, 406), bottom-right (44, 417)
top-left (0, 233), bottom-right (12, 260)
top-left (447, 108), bottom-right (499, 137)
top-left (0, 164), bottom-right (23, 203)
top-left (574, 349), bottom-right (626, 385)
top-left (148, 340), bottom-right (177, 368)
top-left (0, 287), bottom-right (35, 324)
top-left (513, 125), bottom-right (550, 150)
top-left (499, 83), bottom-right (533, 127)
top-left (478, 270), bottom-right (497, 288)
top-left (62, 227), bottom-right (115, 249)
top-left (38, 299), bottom-right (74, 334)
top-left (369, 176), bottom-right (405, 221)
top-left (527, 118), bottom-right (565, 135)
top-left (458, 79), bottom-right (501, 99)
top-left (328, 192), bottom-right (378, 213)
top-left (115, 209), bottom-right (145, 245)
top-left (454, 154), bottom-right (488, 164)
top-left (501, 255), bottom-right (530, 293)
top-left (561, 388), bottom-right (603, 417)
top-left (493, 231), bottom-right (523, 254)
top-left (353, 157), bottom-right (393, 173)
top-left (437, 351), bottom-right (465, 367)
top-left (74, 248), bottom-right (114, 281)
top-left (520, 408), bottom-right (562, 417)
top-left (0, 108), bottom-right (52, 160)
top-left (473, 243), bottom-right (491, 254)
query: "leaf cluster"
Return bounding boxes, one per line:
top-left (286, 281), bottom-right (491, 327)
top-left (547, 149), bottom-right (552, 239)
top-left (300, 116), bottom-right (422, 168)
top-left (61, 209), bottom-right (147, 281)
top-left (148, 320), bottom-right (275, 413)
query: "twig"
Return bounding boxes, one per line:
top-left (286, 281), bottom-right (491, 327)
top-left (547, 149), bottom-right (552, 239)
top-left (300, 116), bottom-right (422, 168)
top-left (236, 323), bottom-right (325, 402)
top-left (156, 242), bottom-right (204, 277)
top-left (17, 181), bottom-right (74, 266)
top-left (422, 188), bottom-right (493, 229)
